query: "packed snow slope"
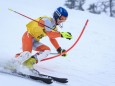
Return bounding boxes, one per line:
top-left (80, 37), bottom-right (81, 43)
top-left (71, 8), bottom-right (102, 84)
top-left (0, 0), bottom-right (115, 86)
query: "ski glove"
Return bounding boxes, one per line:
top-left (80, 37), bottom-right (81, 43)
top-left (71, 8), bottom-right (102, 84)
top-left (60, 32), bottom-right (72, 40)
top-left (57, 47), bottom-right (67, 57)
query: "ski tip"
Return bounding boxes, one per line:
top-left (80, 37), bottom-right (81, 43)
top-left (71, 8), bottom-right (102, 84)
top-left (47, 81), bottom-right (53, 84)
top-left (43, 79), bottom-right (53, 84)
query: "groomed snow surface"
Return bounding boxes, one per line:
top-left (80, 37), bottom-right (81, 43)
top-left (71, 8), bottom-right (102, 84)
top-left (0, 0), bottom-right (115, 86)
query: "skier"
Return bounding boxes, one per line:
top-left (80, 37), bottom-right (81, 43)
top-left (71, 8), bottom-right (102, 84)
top-left (15, 7), bottom-right (72, 69)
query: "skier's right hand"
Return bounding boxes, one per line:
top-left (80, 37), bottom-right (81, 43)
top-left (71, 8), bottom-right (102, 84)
top-left (57, 47), bottom-right (67, 57)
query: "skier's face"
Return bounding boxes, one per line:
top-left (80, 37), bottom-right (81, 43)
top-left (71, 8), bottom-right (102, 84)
top-left (57, 16), bottom-right (67, 24)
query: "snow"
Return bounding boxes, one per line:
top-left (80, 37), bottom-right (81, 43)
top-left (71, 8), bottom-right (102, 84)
top-left (0, 0), bottom-right (115, 86)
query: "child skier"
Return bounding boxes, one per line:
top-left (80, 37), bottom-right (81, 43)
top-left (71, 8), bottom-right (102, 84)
top-left (15, 7), bottom-right (72, 69)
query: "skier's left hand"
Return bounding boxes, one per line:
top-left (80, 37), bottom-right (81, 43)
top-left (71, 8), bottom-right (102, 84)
top-left (60, 32), bottom-right (72, 40)
top-left (57, 47), bottom-right (67, 57)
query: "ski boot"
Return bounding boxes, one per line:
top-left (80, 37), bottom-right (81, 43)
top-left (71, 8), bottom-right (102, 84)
top-left (23, 56), bottom-right (38, 69)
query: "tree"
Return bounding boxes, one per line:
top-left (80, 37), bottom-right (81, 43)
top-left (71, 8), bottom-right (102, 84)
top-left (65, 0), bottom-right (77, 9)
top-left (110, 0), bottom-right (113, 17)
top-left (65, 0), bottom-right (85, 11)
top-left (87, 3), bottom-right (101, 14)
top-left (77, 0), bottom-right (85, 11)
top-left (87, 0), bottom-right (115, 17)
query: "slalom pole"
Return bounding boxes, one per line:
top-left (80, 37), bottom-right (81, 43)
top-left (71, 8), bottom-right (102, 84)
top-left (8, 8), bottom-right (53, 29)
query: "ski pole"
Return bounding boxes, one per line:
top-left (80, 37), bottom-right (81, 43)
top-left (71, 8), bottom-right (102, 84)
top-left (8, 8), bottom-right (53, 29)
top-left (50, 53), bottom-right (58, 55)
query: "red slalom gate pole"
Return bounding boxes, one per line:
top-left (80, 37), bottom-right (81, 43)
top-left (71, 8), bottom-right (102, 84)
top-left (41, 19), bottom-right (89, 61)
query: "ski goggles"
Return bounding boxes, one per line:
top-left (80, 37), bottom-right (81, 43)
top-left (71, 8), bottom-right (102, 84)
top-left (59, 16), bottom-right (67, 22)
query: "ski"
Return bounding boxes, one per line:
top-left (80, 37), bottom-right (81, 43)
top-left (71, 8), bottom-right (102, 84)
top-left (39, 73), bottom-right (68, 83)
top-left (0, 61), bottom-right (68, 84)
top-left (16, 72), bottom-right (53, 84)
top-left (0, 69), bottom-right (53, 84)
top-left (31, 69), bottom-right (68, 83)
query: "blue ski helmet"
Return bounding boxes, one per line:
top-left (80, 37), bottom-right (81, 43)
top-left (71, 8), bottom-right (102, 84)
top-left (53, 7), bottom-right (68, 20)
